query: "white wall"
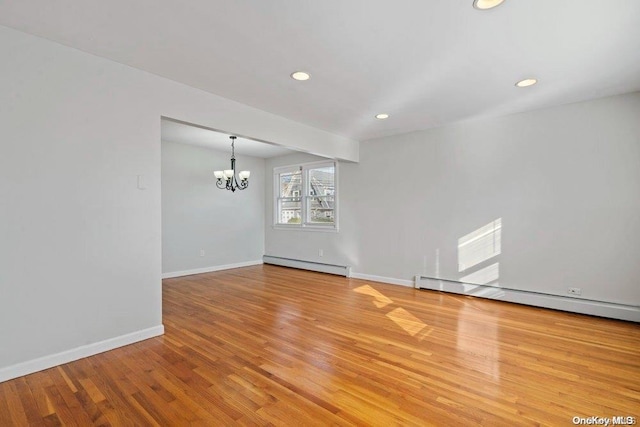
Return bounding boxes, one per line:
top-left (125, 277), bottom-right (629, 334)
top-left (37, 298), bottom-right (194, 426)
top-left (162, 141), bottom-right (264, 274)
top-left (265, 93), bottom-right (640, 307)
top-left (0, 24), bottom-right (356, 379)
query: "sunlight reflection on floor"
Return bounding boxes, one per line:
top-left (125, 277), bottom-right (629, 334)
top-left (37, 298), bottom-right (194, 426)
top-left (353, 284), bottom-right (393, 308)
top-left (385, 307), bottom-right (432, 338)
top-left (353, 285), bottom-right (432, 339)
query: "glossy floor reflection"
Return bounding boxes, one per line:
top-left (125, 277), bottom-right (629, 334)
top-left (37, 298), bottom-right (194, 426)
top-left (0, 265), bottom-right (638, 426)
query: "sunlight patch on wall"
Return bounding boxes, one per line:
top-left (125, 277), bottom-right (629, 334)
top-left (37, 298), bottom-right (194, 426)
top-left (460, 262), bottom-right (500, 286)
top-left (458, 218), bottom-right (502, 272)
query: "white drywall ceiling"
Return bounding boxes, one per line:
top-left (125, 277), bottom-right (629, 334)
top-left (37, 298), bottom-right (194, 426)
top-left (1, 1), bottom-right (639, 140)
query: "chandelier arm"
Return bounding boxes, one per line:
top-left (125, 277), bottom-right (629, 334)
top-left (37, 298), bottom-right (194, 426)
top-left (235, 175), bottom-right (248, 191)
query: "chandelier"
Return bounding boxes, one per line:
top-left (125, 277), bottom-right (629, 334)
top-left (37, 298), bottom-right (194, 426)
top-left (213, 136), bottom-right (250, 192)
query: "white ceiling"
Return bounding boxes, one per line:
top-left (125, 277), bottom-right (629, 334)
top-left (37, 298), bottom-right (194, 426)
top-left (1, 1), bottom-right (639, 141)
top-left (161, 119), bottom-right (293, 158)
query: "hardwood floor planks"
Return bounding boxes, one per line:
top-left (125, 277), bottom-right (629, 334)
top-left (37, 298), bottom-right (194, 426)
top-left (0, 264), bottom-right (639, 425)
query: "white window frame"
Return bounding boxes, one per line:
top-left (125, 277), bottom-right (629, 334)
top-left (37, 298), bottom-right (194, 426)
top-left (273, 160), bottom-right (338, 232)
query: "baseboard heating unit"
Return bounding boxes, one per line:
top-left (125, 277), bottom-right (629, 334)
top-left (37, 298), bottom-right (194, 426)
top-left (263, 255), bottom-right (351, 277)
top-left (414, 276), bottom-right (639, 322)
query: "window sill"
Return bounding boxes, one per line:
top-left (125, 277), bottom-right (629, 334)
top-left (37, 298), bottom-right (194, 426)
top-left (272, 224), bottom-right (339, 233)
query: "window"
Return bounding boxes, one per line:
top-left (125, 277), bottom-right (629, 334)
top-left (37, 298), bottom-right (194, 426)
top-left (274, 161), bottom-right (337, 230)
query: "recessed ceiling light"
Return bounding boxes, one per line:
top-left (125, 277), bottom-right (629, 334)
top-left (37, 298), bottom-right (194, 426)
top-left (375, 113), bottom-right (389, 120)
top-left (290, 71), bottom-right (310, 81)
top-left (515, 78), bottom-right (538, 88)
top-left (473, 0), bottom-right (505, 10)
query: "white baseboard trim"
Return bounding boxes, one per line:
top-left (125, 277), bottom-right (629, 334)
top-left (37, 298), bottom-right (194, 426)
top-left (415, 276), bottom-right (639, 322)
top-left (162, 260), bottom-right (263, 279)
top-left (349, 272), bottom-right (414, 288)
top-left (0, 325), bottom-right (164, 384)
top-left (263, 255), bottom-right (351, 277)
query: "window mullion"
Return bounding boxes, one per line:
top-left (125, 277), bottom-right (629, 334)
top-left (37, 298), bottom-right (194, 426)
top-left (302, 166), bottom-right (309, 226)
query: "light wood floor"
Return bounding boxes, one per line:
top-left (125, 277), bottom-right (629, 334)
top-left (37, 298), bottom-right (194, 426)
top-left (1, 265), bottom-right (639, 426)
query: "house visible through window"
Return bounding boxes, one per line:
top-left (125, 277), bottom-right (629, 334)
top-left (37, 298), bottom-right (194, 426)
top-left (274, 161), bottom-right (337, 229)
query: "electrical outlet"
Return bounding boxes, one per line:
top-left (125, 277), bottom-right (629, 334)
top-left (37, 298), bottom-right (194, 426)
top-left (567, 287), bottom-right (582, 296)
top-left (199, 249), bottom-right (205, 257)
top-left (319, 249), bottom-right (324, 257)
